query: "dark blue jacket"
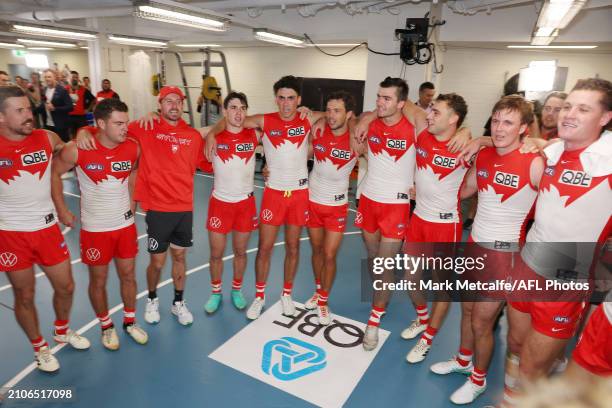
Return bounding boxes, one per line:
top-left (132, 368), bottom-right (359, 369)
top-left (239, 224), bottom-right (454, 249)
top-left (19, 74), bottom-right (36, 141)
top-left (36, 84), bottom-right (74, 131)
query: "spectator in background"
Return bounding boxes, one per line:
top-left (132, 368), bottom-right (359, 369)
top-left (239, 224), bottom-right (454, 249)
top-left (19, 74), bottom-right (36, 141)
top-left (67, 71), bottom-right (94, 138)
top-left (28, 72), bottom-right (44, 128)
top-left (35, 69), bottom-right (73, 142)
top-left (539, 91), bottom-right (567, 140)
top-left (96, 79), bottom-right (120, 102)
top-left (0, 71), bottom-right (10, 86)
top-left (418, 81), bottom-right (436, 112)
top-left (82, 76), bottom-right (91, 90)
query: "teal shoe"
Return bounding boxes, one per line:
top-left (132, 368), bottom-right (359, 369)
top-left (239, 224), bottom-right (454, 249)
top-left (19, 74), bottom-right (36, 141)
top-left (204, 293), bottom-right (222, 314)
top-left (231, 290), bottom-right (247, 310)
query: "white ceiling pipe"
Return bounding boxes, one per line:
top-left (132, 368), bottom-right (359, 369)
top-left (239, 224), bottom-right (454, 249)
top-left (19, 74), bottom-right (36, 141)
top-left (193, 0), bottom-right (345, 10)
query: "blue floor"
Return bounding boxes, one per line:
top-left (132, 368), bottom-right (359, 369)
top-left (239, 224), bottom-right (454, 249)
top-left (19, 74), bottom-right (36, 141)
top-left (0, 171), bottom-right (507, 407)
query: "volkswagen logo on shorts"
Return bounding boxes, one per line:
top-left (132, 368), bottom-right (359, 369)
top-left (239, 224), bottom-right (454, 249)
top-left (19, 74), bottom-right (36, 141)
top-left (209, 217), bottom-right (222, 229)
top-left (86, 248), bottom-right (101, 262)
top-left (355, 211), bottom-right (363, 224)
top-left (148, 238), bottom-right (159, 251)
top-left (0, 252), bottom-right (18, 268)
top-left (262, 209), bottom-right (273, 222)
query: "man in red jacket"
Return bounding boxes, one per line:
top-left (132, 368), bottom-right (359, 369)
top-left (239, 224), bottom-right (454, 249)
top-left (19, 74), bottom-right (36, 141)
top-left (77, 86), bottom-right (204, 327)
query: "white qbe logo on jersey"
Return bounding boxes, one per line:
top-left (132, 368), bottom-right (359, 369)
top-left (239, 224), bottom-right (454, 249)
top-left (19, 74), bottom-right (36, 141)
top-left (262, 209), bottom-right (273, 222)
top-left (0, 252), bottom-right (18, 268)
top-left (355, 212), bottom-right (363, 224)
top-left (148, 238), bottom-right (159, 251)
top-left (86, 248), bottom-right (101, 262)
top-left (209, 217), bottom-right (222, 229)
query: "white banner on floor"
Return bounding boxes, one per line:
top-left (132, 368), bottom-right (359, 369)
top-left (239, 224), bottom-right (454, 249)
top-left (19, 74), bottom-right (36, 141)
top-left (209, 301), bottom-right (390, 408)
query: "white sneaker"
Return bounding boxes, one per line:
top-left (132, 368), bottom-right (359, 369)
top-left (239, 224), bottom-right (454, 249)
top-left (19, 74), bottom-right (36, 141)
top-left (54, 329), bottom-right (90, 350)
top-left (144, 298), bottom-right (160, 324)
top-left (317, 304), bottom-right (332, 326)
top-left (362, 325), bottom-right (379, 351)
top-left (34, 346), bottom-right (59, 373)
top-left (430, 356), bottom-right (473, 375)
top-left (304, 292), bottom-right (319, 310)
top-left (101, 327), bottom-right (119, 351)
top-left (246, 297), bottom-right (265, 320)
top-left (450, 378), bottom-right (486, 405)
top-left (171, 301), bottom-right (193, 326)
top-left (400, 319), bottom-right (427, 340)
top-left (406, 338), bottom-right (431, 363)
top-left (280, 294), bottom-right (296, 316)
top-left (125, 324), bottom-right (148, 345)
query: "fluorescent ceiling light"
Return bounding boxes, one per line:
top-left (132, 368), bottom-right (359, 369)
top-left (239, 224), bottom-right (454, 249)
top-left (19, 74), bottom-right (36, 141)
top-left (12, 24), bottom-right (97, 41)
top-left (108, 35), bottom-right (167, 48)
top-left (508, 45), bottom-right (597, 49)
top-left (531, 36), bottom-right (555, 46)
top-left (304, 43), bottom-right (362, 47)
top-left (175, 43), bottom-right (221, 48)
top-left (27, 47), bottom-right (54, 50)
top-left (134, 1), bottom-right (228, 32)
top-left (0, 41), bottom-right (25, 49)
top-left (253, 29), bottom-right (304, 47)
top-left (536, 0), bottom-right (586, 30)
top-left (80, 46), bottom-right (89, 49)
top-left (17, 38), bottom-right (77, 48)
top-left (534, 27), bottom-right (557, 37)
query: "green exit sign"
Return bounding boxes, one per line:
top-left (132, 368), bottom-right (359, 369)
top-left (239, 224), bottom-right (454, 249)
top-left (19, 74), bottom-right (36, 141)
top-left (13, 50), bottom-right (28, 57)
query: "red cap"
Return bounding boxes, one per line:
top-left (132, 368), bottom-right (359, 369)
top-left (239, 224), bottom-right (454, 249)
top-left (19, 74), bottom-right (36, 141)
top-left (158, 86), bottom-right (185, 101)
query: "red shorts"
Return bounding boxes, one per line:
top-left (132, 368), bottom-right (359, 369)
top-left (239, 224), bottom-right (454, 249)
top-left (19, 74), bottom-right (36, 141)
top-left (80, 224), bottom-right (138, 266)
top-left (404, 214), bottom-right (462, 256)
top-left (307, 201), bottom-right (348, 232)
top-left (260, 187), bottom-right (309, 226)
top-left (207, 195), bottom-right (258, 234)
top-left (0, 224), bottom-right (69, 272)
top-left (509, 300), bottom-right (587, 339)
top-left (355, 194), bottom-right (410, 239)
top-left (572, 305), bottom-right (612, 376)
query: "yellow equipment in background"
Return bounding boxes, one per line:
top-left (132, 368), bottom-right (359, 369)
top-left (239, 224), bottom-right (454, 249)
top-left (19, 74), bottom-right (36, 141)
top-left (201, 75), bottom-right (221, 100)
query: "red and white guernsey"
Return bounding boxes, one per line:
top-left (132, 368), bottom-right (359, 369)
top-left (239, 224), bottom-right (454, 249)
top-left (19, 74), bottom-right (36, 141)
top-left (528, 140), bottom-right (611, 244)
top-left (309, 127), bottom-right (357, 206)
top-left (212, 128), bottom-right (258, 203)
top-left (471, 147), bottom-right (539, 243)
top-left (414, 130), bottom-right (469, 223)
top-left (75, 129), bottom-right (138, 232)
top-left (262, 113), bottom-right (311, 191)
top-left (361, 116), bottom-right (416, 204)
top-left (0, 129), bottom-right (56, 231)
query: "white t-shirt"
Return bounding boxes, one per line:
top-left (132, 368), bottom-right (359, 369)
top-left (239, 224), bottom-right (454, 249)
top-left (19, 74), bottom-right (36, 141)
top-left (45, 87), bottom-right (55, 127)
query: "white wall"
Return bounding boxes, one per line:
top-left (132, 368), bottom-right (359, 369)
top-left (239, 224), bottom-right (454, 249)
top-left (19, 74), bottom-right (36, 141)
top-left (438, 47), bottom-right (612, 134)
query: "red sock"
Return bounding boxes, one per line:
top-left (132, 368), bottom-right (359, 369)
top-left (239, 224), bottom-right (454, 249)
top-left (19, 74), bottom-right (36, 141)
top-left (123, 308), bottom-right (136, 326)
top-left (232, 278), bottom-right (243, 291)
top-left (97, 312), bottom-right (114, 330)
top-left (315, 279), bottom-right (321, 291)
top-left (211, 279), bottom-right (222, 294)
top-left (416, 305), bottom-right (429, 325)
top-left (255, 282), bottom-right (266, 299)
top-left (469, 367), bottom-right (486, 386)
top-left (421, 325), bottom-right (438, 345)
top-left (54, 319), bottom-right (69, 336)
top-left (31, 336), bottom-right (48, 352)
top-left (282, 281), bottom-right (293, 296)
top-left (456, 348), bottom-right (473, 367)
top-left (367, 306), bottom-right (385, 327)
top-left (317, 290), bottom-right (329, 306)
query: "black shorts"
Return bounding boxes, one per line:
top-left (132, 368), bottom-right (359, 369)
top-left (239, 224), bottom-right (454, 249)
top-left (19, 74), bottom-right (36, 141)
top-left (145, 211), bottom-right (193, 254)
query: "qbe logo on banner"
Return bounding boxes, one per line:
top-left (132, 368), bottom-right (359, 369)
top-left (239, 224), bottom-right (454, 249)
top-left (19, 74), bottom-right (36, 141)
top-left (209, 301), bottom-right (390, 408)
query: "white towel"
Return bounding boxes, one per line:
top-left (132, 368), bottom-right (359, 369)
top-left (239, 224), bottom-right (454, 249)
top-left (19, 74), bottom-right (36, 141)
top-left (544, 131), bottom-right (612, 177)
